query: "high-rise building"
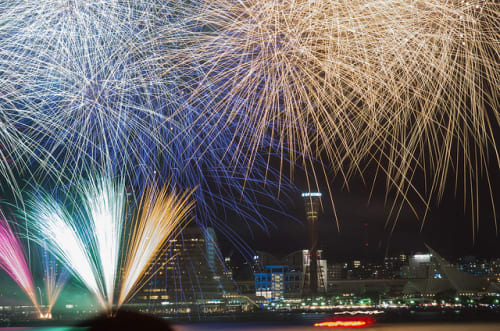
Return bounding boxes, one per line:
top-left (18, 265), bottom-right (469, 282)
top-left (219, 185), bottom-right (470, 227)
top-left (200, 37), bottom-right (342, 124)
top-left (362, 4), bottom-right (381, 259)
top-left (134, 225), bottom-right (233, 312)
top-left (301, 192), bottom-right (322, 295)
top-left (224, 257), bottom-right (233, 278)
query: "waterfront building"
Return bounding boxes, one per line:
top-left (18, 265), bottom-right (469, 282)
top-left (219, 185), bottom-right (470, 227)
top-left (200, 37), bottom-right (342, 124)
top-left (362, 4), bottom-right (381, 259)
top-left (456, 256), bottom-right (492, 277)
top-left (250, 249), bottom-right (327, 297)
top-left (400, 253), bottom-right (433, 279)
top-left (490, 258), bottom-right (500, 282)
top-left (133, 225), bottom-right (234, 313)
top-left (402, 246), bottom-right (491, 297)
top-left (254, 265), bottom-right (301, 301)
top-left (224, 256), bottom-right (233, 278)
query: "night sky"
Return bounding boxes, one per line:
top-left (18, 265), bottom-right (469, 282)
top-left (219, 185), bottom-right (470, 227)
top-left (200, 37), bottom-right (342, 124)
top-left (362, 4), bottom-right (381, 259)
top-left (220, 152), bottom-right (500, 262)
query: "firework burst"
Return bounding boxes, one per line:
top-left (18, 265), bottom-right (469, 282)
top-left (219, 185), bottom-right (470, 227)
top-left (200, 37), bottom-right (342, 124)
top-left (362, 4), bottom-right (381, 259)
top-left (189, 0), bottom-right (499, 225)
top-left (27, 176), bottom-right (129, 311)
top-left (0, 0), bottom-right (198, 183)
top-left (1, 0), bottom-right (494, 236)
top-left (0, 0), bottom-right (288, 240)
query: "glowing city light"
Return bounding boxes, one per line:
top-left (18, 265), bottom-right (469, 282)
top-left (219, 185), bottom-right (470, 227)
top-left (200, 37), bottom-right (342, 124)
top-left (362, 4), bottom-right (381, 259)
top-left (314, 316), bottom-right (375, 328)
top-left (302, 193), bottom-right (322, 198)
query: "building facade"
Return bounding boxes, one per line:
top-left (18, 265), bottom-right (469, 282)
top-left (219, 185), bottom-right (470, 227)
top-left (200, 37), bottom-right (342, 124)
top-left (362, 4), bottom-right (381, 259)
top-left (255, 266), bottom-right (301, 301)
top-left (133, 225), bottom-right (233, 313)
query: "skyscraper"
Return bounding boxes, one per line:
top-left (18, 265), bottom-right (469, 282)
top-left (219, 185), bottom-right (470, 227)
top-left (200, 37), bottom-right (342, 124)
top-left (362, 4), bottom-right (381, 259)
top-left (134, 225), bottom-right (233, 313)
top-left (301, 192), bottom-right (322, 295)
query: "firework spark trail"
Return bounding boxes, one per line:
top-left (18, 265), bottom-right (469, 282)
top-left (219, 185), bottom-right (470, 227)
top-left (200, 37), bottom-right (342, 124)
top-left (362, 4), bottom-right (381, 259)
top-left (28, 175), bottom-right (195, 312)
top-left (118, 184), bottom-right (195, 308)
top-left (28, 193), bottom-right (107, 310)
top-left (0, 1), bottom-right (287, 241)
top-left (188, 0), bottom-right (499, 225)
top-left (28, 176), bottom-right (127, 312)
top-left (0, 215), bottom-right (40, 314)
top-left (0, 0), bottom-right (200, 185)
top-left (2, 0), bottom-right (492, 236)
top-left (80, 176), bottom-right (126, 309)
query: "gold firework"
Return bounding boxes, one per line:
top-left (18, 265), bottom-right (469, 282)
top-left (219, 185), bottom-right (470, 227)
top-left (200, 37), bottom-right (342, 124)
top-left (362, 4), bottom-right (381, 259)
top-left (117, 183), bottom-right (195, 308)
top-left (186, 0), bottom-right (499, 228)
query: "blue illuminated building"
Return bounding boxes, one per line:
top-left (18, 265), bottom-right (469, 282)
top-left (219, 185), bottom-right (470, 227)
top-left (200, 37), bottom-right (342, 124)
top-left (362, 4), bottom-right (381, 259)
top-left (255, 265), bottom-right (301, 301)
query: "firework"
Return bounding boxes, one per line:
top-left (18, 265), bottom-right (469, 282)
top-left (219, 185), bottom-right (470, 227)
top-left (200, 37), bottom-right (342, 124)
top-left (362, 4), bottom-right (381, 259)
top-left (0, 0), bottom-right (288, 239)
top-left (0, 214), bottom-right (40, 314)
top-left (28, 176), bottom-right (129, 311)
top-left (189, 0), bottom-right (499, 224)
top-left (1, 0), bottom-right (491, 236)
top-left (80, 176), bottom-right (126, 309)
top-left (0, 0), bottom-right (198, 183)
top-left (118, 183), bottom-right (195, 308)
top-left (28, 191), bottom-right (108, 309)
top-left (28, 176), bottom-right (194, 312)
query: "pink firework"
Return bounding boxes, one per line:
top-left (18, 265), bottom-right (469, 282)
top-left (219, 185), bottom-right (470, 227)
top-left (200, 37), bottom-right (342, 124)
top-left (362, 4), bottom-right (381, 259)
top-left (0, 217), bottom-right (40, 314)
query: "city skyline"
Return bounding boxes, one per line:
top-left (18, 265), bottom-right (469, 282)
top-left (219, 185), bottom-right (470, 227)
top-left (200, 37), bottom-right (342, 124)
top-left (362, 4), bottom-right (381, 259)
top-left (220, 178), bottom-right (500, 263)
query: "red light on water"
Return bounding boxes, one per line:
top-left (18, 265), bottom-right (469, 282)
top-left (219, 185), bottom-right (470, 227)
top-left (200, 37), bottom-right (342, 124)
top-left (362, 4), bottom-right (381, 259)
top-left (314, 316), bottom-right (374, 328)
top-left (314, 321), bottom-right (366, 327)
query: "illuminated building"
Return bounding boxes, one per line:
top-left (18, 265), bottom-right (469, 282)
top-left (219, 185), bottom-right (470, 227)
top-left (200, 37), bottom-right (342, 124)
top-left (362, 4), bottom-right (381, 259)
top-left (254, 266), bottom-right (301, 301)
top-left (490, 259), bottom-right (500, 282)
top-left (134, 225), bottom-right (233, 312)
top-left (251, 249), bottom-right (327, 297)
top-left (301, 250), bottom-right (327, 294)
top-left (456, 256), bottom-right (492, 277)
top-left (302, 192), bottom-right (322, 295)
top-left (223, 257), bottom-right (233, 278)
top-left (406, 253), bottom-right (433, 279)
top-left (402, 247), bottom-right (492, 297)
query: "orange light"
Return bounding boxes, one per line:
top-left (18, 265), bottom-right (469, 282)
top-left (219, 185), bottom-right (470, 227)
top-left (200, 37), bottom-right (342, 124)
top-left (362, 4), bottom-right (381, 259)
top-left (314, 321), bottom-right (366, 328)
top-left (314, 316), bottom-right (375, 328)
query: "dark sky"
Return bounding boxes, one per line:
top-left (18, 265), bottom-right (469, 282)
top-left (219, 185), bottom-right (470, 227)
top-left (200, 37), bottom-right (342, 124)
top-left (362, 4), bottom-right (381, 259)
top-left (220, 155), bottom-right (500, 263)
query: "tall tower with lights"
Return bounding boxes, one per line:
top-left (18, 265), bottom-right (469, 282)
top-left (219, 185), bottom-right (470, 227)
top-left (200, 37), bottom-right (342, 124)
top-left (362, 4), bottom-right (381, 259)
top-left (302, 192), bottom-right (322, 295)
